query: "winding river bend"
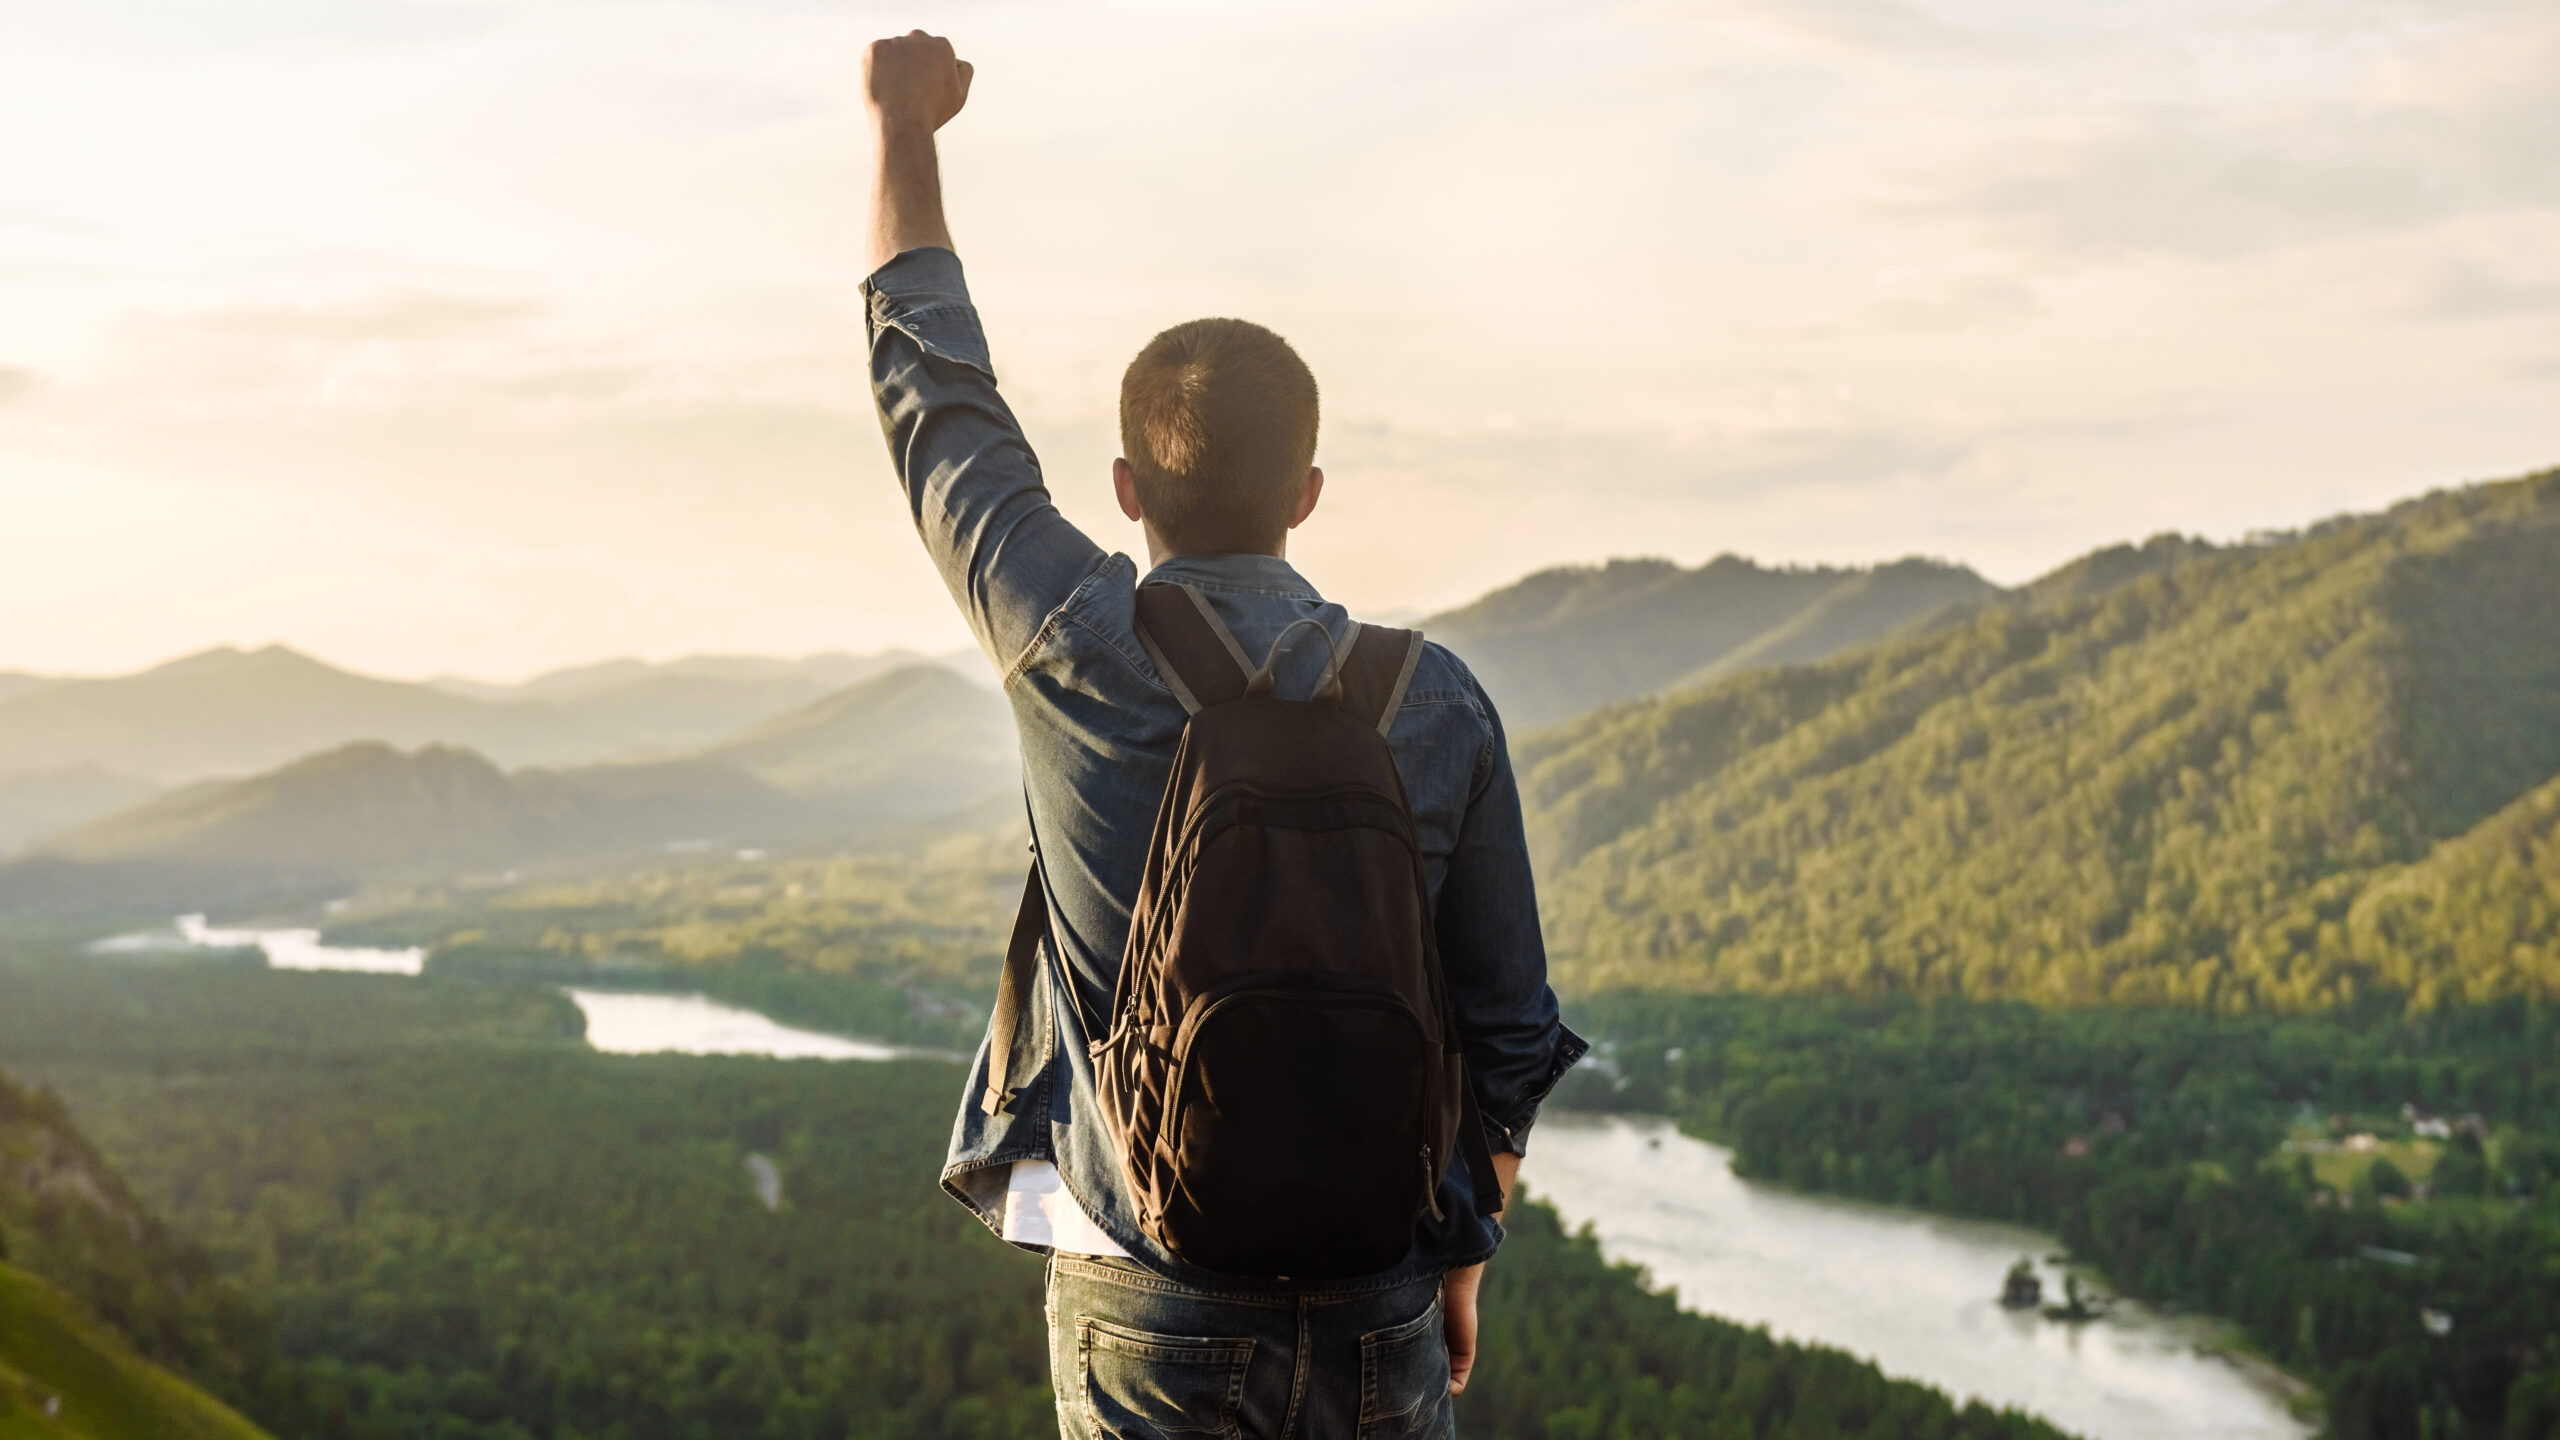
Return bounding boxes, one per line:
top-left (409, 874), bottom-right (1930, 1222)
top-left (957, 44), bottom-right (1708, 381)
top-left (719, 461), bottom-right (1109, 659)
top-left (1521, 1113), bottom-right (2312, 1440)
top-left (128, 922), bottom-right (2314, 1440)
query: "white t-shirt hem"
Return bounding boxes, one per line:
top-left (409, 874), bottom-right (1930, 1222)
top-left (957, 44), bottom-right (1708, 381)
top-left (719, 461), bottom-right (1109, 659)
top-left (1000, 1159), bottom-right (1130, 1257)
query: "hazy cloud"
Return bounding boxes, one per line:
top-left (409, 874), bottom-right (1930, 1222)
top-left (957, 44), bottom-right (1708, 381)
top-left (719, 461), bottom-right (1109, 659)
top-left (21, 0), bottom-right (515, 53)
top-left (3, 0), bottom-right (2556, 675)
top-left (2406, 260), bottom-right (2560, 321)
top-left (184, 291), bottom-right (544, 344)
top-left (1961, 122), bottom-right (2445, 259)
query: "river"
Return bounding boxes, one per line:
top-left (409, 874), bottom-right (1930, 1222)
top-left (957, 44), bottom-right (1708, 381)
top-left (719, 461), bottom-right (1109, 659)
top-left (116, 920), bottom-right (2314, 1439)
top-left (566, 988), bottom-right (922, 1061)
top-left (1520, 1113), bottom-right (2311, 1440)
top-left (88, 914), bottom-right (427, 974)
top-left (105, 917), bottom-right (926, 1060)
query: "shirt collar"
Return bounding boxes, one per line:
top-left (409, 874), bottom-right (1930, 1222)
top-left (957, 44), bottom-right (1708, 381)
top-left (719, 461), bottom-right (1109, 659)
top-left (1139, 552), bottom-right (1323, 601)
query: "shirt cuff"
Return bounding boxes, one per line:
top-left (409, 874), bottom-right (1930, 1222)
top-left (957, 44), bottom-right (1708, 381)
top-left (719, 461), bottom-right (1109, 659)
top-left (861, 246), bottom-right (997, 378)
top-left (1485, 1023), bottom-right (1591, 1157)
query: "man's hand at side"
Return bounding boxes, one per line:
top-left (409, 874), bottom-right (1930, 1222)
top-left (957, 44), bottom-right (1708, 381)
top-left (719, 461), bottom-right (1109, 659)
top-left (863, 30), bottom-right (973, 272)
top-left (1442, 1150), bottom-right (1521, 1397)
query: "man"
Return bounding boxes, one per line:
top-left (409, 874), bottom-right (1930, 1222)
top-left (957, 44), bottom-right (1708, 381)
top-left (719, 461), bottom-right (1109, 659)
top-left (858, 30), bottom-right (1584, 1437)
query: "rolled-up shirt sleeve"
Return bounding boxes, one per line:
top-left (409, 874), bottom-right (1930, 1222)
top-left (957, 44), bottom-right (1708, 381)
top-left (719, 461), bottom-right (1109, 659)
top-left (862, 247), bottom-right (1106, 672)
top-left (1436, 676), bottom-right (1588, 1156)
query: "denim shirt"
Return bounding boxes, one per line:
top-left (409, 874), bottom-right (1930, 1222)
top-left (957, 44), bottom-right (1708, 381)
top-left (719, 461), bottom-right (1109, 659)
top-left (861, 247), bottom-right (1585, 1291)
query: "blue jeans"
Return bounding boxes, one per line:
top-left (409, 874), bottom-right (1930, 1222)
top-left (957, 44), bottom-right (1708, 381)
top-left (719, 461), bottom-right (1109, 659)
top-left (1045, 1256), bottom-right (1455, 1440)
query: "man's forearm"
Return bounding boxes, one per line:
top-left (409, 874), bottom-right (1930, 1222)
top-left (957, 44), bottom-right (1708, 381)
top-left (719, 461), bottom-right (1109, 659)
top-left (1439, 1149), bottom-right (1520, 1397)
top-left (868, 125), bottom-right (953, 273)
top-left (861, 30), bottom-right (971, 273)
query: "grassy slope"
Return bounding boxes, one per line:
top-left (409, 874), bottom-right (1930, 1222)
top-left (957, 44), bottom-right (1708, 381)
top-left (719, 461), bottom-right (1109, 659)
top-left (0, 1264), bottom-right (270, 1440)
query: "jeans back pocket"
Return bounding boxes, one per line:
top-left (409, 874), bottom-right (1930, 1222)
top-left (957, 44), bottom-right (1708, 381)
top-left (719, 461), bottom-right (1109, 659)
top-left (1076, 1315), bottom-right (1254, 1440)
top-left (1357, 1293), bottom-right (1452, 1440)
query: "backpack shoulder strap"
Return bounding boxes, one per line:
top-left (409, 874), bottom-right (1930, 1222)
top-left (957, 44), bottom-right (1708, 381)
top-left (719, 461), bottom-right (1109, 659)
top-left (1137, 582), bottom-right (1422, 732)
top-left (1456, 1066), bottom-right (1507, 1215)
top-left (1334, 625), bottom-right (1426, 736)
top-left (980, 861), bottom-right (1050, 1115)
top-left (1134, 582), bottom-right (1253, 714)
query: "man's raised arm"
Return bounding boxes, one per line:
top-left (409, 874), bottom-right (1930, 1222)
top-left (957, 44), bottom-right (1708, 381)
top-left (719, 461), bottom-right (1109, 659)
top-left (860, 31), bottom-right (1103, 670)
top-left (864, 33), bottom-right (969, 272)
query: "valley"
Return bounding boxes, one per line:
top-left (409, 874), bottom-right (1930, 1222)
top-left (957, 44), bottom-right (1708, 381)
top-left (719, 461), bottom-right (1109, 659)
top-left (3, 469), bottom-right (2558, 1438)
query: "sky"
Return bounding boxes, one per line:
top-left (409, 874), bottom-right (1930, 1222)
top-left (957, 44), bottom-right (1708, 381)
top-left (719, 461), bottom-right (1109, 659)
top-left (2, 0), bottom-right (2555, 682)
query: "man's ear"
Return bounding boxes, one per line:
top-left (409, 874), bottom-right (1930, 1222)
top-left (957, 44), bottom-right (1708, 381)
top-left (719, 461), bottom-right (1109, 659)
top-left (1287, 467), bottom-right (1324, 529)
top-left (1113, 457), bottom-right (1145, 523)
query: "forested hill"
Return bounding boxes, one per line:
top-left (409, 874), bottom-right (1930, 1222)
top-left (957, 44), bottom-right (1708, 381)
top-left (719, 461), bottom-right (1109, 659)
top-left (1422, 554), bottom-right (1996, 730)
top-left (1524, 468), bottom-right (2560, 1010)
top-left (2349, 770), bottom-right (2560, 1004)
top-left (28, 742), bottom-right (799, 878)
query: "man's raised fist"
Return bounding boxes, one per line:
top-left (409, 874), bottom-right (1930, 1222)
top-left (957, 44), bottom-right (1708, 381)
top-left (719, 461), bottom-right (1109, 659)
top-left (864, 30), bottom-right (973, 135)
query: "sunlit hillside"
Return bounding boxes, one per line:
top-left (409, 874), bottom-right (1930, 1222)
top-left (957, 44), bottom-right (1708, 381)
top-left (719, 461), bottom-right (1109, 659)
top-left (0, 1265), bottom-right (272, 1440)
top-left (0, 1073), bottom-right (273, 1440)
top-left (1526, 469), bottom-right (2560, 1010)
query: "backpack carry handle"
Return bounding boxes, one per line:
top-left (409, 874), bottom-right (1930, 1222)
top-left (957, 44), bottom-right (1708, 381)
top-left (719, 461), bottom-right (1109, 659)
top-left (1244, 617), bottom-right (1360, 705)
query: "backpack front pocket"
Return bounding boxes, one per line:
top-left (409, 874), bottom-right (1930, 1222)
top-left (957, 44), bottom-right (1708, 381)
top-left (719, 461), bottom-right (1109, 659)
top-left (1155, 987), bottom-right (1429, 1279)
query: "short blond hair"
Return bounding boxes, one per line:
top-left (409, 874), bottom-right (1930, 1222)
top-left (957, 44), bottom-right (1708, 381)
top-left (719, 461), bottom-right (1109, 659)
top-left (1119, 318), bottom-right (1319, 553)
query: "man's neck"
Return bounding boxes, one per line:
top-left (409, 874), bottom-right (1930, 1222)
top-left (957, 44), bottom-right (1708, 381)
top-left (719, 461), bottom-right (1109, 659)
top-left (1143, 528), bottom-right (1285, 570)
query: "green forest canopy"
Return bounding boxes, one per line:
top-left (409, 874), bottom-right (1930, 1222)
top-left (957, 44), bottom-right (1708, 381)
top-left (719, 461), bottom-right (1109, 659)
top-left (0, 957), bottom-right (2069, 1440)
top-left (1521, 469), bottom-right (2560, 1011)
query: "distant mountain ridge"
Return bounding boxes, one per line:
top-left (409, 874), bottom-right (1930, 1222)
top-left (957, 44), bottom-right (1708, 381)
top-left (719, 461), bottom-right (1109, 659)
top-left (1419, 554), bottom-right (1998, 731)
top-left (699, 664), bottom-right (1014, 811)
top-left (424, 648), bottom-right (975, 705)
top-left (0, 556), bottom-right (1990, 836)
top-left (0, 646), bottom-right (508, 784)
top-left (0, 645), bottom-right (989, 845)
top-left (35, 743), bottom-right (743, 875)
top-left (24, 664), bottom-right (1019, 884)
top-left (1523, 468), bottom-right (2560, 1010)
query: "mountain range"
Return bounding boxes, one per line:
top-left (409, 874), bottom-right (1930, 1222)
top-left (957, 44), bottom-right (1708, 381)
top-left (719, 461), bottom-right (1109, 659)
top-left (0, 646), bottom-right (991, 854)
top-left (13, 473), bottom-right (2560, 1007)
top-left (1417, 554), bottom-right (1997, 731)
top-left (421, 648), bottom-right (958, 706)
top-left (23, 664), bottom-right (1017, 886)
top-left (0, 646), bottom-right (988, 784)
top-left (0, 553), bottom-right (1983, 857)
top-left (1521, 467), bottom-right (2560, 1010)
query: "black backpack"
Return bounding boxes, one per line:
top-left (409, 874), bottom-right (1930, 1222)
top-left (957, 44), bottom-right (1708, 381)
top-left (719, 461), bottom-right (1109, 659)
top-left (982, 581), bottom-right (1502, 1279)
